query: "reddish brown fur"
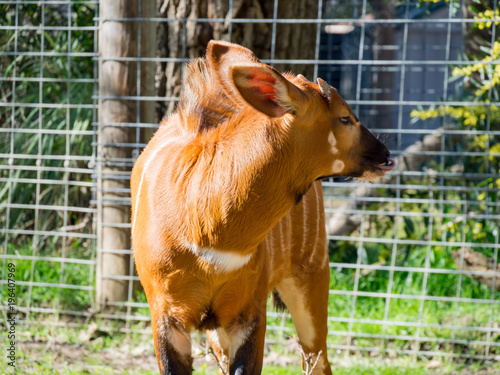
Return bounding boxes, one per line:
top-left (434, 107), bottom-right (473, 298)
top-left (131, 41), bottom-right (394, 375)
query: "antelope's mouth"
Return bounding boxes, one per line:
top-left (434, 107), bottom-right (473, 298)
top-left (377, 156), bottom-right (396, 174)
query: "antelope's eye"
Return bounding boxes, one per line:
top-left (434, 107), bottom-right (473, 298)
top-left (340, 117), bottom-right (352, 125)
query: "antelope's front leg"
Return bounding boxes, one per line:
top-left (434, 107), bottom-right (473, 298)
top-left (228, 303), bottom-right (267, 375)
top-left (153, 316), bottom-right (193, 375)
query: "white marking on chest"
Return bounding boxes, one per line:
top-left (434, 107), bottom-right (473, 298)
top-left (332, 159), bottom-right (344, 173)
top-left (185, 243), bottom-right (253, 273)
top-left (328, 132), bottom-right (338, 154)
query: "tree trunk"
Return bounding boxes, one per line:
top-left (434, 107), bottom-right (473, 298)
top-left (140, 0), bottom-right (158, 142)
top-left (155, 0), bottom-right (320, 122)
top-left (97, 0), bottom-right (138, 307)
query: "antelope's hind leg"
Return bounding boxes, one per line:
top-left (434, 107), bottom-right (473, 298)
top-left (276, 264), bottom-right (333, 375)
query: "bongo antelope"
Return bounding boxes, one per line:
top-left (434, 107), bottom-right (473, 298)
top-left (131, 40), bottom-right (395, 375)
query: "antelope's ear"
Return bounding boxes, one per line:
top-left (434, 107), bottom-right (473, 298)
top-left (206, 40), bottom-right (261, 102)
top-left (207, 40), bottom-right (259, 68)
top-left (231, 63), bottom-right (302, 118)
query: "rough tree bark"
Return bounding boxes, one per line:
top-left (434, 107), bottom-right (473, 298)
top-left (97, 0), bottom-right (138, 307)
top-left (155, 0), bottom-right (319, 121)
top-left (140, 0), bottom-right (157, 141)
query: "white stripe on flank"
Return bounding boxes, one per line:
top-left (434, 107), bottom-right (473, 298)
top-left (131, 131), bottom-right (179, 236)
top-left (185, 242), bottom-right (254, 273)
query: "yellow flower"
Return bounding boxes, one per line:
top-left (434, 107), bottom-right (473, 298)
top-left (489, 144), bottom-right (500, 162)
top-left (452, 41), bottom-right (499, 79)
top-left (411, 105), bottom-right (500, 126)
top-left (474, 9), bottom-right (500, 30)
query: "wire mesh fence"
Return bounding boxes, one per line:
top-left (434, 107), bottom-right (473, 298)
top-left (0, 0), bottom-right (98, 326)
top-left (1, 0), bottom-right (499, 365)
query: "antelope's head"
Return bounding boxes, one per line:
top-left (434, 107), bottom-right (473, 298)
top-left (207, 40), bottom-right (395, 183)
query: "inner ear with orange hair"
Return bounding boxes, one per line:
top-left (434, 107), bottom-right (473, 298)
top-left (231, 63), bottom-right (302, 118)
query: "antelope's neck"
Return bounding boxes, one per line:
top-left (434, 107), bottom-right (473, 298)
top-left (182, 117), bottom-right (307, 253)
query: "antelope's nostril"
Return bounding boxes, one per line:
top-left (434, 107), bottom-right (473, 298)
top-left (379, 156), bottom-right (396, 171)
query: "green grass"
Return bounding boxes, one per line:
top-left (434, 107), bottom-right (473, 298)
top-left (1, 240), bottom-right (94, 313)
top-left (266, 249), bottom-right (500, 357)
top-left (5, 333), bottom-right (499, 375)
top-left (4, 233), bottom-right (499, 368)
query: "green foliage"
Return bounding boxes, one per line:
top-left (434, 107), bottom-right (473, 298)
top-left (410, 5), bottom-right (500, 182)
top-left (408, 3), bottom-right (500, 268)
top-left (323, 2), bottom-right (500, 361)
top-left (0, 2), bottom-right (96, 248)
top-left (1, 241), bottom-right (92, 313)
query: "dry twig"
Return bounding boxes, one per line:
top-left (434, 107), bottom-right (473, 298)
top-left (208, 346), bottom-right (228, 375)
top-left (294, 337), bottom-right (323, 375)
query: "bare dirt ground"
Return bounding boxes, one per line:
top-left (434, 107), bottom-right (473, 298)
top-left (19, 340), bottom-right (160, 374)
